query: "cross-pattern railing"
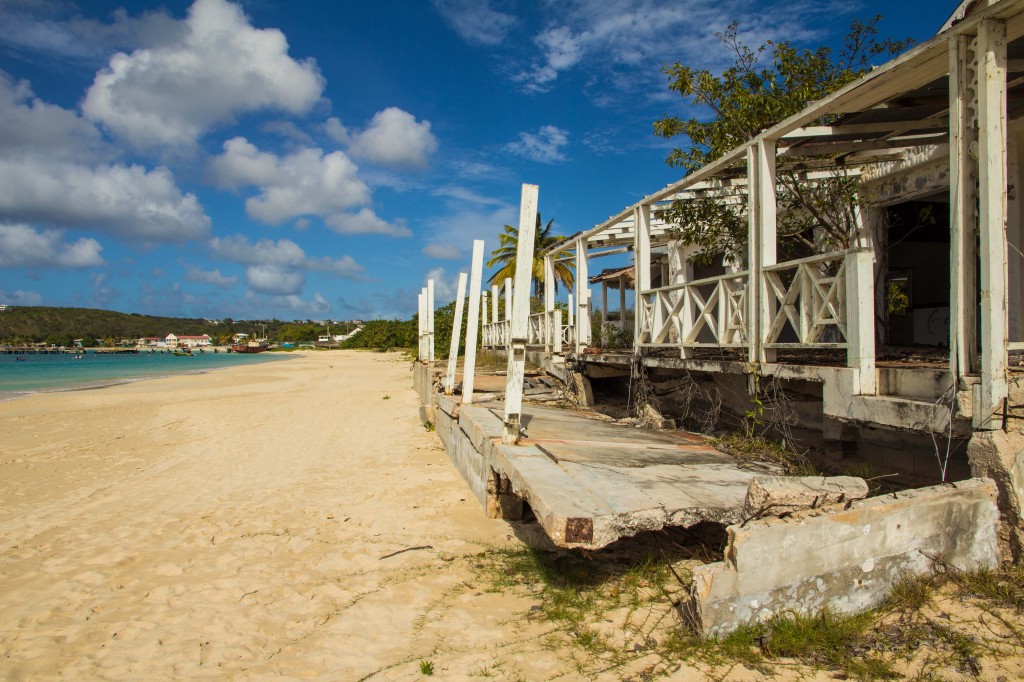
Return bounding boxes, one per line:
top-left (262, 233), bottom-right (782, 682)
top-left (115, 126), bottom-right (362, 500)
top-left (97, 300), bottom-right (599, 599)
top-left (482, 320), bottom-right (510, 349)
top-left (562, 323), bottom-right (576, 348)
top-left (527, 312), bottom-right (546, 347)
top-left (762, 251), bottom-right (848, 348)
top-left (638, 271), bottom-right (749, 349)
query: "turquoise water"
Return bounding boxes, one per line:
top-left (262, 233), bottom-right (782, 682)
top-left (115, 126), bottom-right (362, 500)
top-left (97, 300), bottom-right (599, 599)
top-left (0, 350), bottom-right (286, 400)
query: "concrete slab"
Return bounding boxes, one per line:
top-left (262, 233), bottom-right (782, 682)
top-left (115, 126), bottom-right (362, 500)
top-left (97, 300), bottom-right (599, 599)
top-left (460, 402), bottom-right (758, 549)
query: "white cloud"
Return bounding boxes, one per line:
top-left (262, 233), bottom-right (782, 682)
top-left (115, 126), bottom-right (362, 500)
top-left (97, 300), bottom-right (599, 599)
top-left (423, 243), bottom-right (462, 259)
top-left (208, 234), bottom-right (364, 296)
top-left (0, 160), bottom-right (210, 242)
top-left (432, 0), bottom-right (516, 46)
top-left (0, 224), bottom-right (104, 268)
top-left (324, 116), bottom-right (350, 144)
top-left (0, 288), bottom-right (43, 306)
top-left (184, 265), bottom-right (238, 287)
top-left (504, 125), bottom-right (569, 163)
top-left (425, 267), bottom-right (457, 303)
top-left (82, 0), bottom-right (324, 148)
top-left (0, 72), bottom-right (108, 161)
top-left (208, 137), bottom-right (372, 226)
top-left (325, 208), bottom-right (411, 237)
top-left (92, 272), bottom-right (117, 306)
top-left (267, 292), bottom-right (330, 316)
top-left (0, 74), bottom-right (211, 243)
top-left (346, 107), bottom-right (438, 169)
top-left (246, 264), bottom-right (304, 295)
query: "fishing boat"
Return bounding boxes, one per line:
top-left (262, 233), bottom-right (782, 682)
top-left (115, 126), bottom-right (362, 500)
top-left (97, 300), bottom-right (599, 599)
top-left (173, 349), bottom-right (194, 357)
top-left (230, 339), bottom-right (268, 354)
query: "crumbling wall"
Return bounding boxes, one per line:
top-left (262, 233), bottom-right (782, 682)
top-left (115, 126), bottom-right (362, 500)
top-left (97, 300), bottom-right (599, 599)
top-left (690, 478), bottom-right (999, 637)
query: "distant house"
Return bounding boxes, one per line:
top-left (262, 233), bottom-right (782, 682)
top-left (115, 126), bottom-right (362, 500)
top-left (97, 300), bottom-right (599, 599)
top-left (137, 337), bottom-right (163, 348)
top-left (0, 305), bottom-right (8, 311)
top-left (231, 333), bottom-right (249, 343)
top-left (166, 334), bottom-right (212, 349)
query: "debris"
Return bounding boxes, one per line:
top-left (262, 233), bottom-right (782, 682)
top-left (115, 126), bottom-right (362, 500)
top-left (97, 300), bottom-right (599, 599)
top-left (378, 545), bottom-right (433, 560)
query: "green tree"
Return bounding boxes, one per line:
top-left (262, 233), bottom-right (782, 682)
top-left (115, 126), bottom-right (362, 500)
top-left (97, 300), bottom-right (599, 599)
top-left (486, 213), bottom-right (575, 296)
top-left (653, 18), bottom-right (912, 263)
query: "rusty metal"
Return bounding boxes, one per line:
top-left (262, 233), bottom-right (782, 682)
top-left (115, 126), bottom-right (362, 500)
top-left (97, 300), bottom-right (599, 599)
top-left (564, 517), bottom-right (593, 545)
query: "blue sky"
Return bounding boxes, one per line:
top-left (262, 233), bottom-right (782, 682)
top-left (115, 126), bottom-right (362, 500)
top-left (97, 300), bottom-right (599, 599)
top-left (0, 0), bottom-right (957, 321)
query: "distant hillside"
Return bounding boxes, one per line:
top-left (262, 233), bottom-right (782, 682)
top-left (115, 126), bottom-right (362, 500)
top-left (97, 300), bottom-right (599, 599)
top-left (0, 307), bottom-right (242, 345)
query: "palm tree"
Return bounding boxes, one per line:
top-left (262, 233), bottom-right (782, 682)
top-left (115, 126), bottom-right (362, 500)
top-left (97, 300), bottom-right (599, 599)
top-left (486, 212), bottom-right (575, 296)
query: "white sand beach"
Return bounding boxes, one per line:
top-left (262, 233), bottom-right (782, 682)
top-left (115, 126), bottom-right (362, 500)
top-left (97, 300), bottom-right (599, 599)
top-left (0, 351), bottom-right (568, 680)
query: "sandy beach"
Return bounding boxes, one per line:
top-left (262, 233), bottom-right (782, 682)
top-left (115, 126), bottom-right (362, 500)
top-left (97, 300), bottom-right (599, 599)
top-left (0, 351), bottom-right (571, 680)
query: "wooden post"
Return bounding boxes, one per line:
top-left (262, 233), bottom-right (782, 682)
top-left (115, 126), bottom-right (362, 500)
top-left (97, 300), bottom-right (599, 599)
top-left (427, 279), bottom-right (435, 363)
top-left (601, 281), bottom-right (608, 334)
top-left (575, 238), bottom-right (590, 351)
top-left (847, 204), bottom-right (877, 395)
top-left (950, 33), bottom-right (980, 381)
top-left (491, 283), bottom-right (499, 326)
top-left (444, 272), bottom-right (468, 394)
top-left (463, 240), bottom-right (485, 403)
top-left (633, 204), bottom-right (652, 348)
top-left (504, 184), bottom-right (539, 443)
top-left (417, 289), bottom-right (426, 361)
top-left (504, 278), bottom-right (512, 322)
top-left (480, 289), bottom-right (489, 348)
top-left (753, 139), bottom-right (777, 364)
top-left (977, 19), bottom-right (1009, 428)
top-left (544, 254), bottom-right (555, 353)
top-left (568, 293), bottom-right (574, 327)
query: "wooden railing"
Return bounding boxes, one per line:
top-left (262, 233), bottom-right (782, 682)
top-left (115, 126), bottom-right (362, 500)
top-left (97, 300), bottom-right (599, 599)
top-left (762, 250), bottom-right (848, 349)
top-left (482, 320), bottom-right (510, 349)
top-left (637, 271), bottom-right (749, 349)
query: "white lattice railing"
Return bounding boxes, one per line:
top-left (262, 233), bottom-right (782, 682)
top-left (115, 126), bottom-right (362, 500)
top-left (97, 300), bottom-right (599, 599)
top-left (638, 271), bottom-right (749, 349)
top-left (762, 250), bottom-right (848, 348)
top-left (562, 323), bottom-right (575, 348)
top-left (482, 320), bottom-right (510, 348)
top-left (527, 312), bottom-right (546, 347)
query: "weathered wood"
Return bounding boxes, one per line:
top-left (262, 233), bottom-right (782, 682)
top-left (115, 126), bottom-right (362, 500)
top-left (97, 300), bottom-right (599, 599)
top-left (504, 277), bottom-right (513, 323)
top-left (634, 204), bottom-right (652, 348)
top-left (444, 272), bottom-right (468, 394)
top-left (481, 290), bottom-right (488, 327)
top-left (847, 206), bottom-right (877, 395)
top-left (977, 19), bottom-right (1009, 428)
top-left (463, 241), bottom-right (485, 403)
top-left (575, 238), bottom-right (590, 351)
top-left (950, 33), bottom-right (980, 381)
top-left (427, 279), bottom-right (435, 363)
top-left (568, 293), bottom-right (574, 327)
top-left (491, 283), bottom-right (500, 325)
top-left (417, 290), bottom-right (426, 361)
top-left (504, 184), bottom-right (539, 443)
top-left (755, 139), bottom-right (777, 364)
top-left (544, 254), bottom-right (555, 352)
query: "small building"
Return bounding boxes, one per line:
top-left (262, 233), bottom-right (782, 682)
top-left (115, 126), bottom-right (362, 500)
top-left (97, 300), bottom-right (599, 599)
top-left (165, 334), bottom-right (212, 349)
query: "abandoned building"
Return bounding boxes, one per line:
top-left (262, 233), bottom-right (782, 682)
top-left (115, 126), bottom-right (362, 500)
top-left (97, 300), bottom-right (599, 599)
top-left (414, 0), bottom-right (1024, 635)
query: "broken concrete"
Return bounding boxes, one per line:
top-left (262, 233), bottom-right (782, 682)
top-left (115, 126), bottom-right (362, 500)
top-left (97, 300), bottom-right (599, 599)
top-left (743, 476), bottom-right (869, 518)
top-left (968, 429), bottom-right (1024, 560)
top-left (690, 478), bottom-right (999, 637)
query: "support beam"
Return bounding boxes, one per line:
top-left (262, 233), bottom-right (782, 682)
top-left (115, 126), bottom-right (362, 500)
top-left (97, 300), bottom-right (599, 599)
top-left (491, 283), bottom-right (499, 325)
top-left (847, 204), bottom-right (877, 395)
top-left (976, 19), bottom-right (1009, 429)
top-left (463, 240), bottom-right (485, 403)
top-left (950, 33), bottom-right (980, 381)
top-left (481, 290), bottom-right (488, 327)
top-left (504, 184), bottom-right (539, 443)
top-left (427, 279), bottom-right (435, 363)
top-left (575, 239), bottom-right (590, 351)
top-left (634, 204), bottom-right (652, 348)
top-left (619, 275), bottom-right (627, 331)
top-left (504, 278), bottom-right (513, 323)
top-left (417, 290), bottom-right (426, 361)
top-left (544, 254), bottom-right (555, 353)
top-left (444, 272), bottom-right (468, 395)
top-left (568, 294), bottom-right (575, 327)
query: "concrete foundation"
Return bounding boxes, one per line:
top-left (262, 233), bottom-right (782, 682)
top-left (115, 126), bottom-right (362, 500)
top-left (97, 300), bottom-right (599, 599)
top-left (968, 429), bottom-right (1024, 559)
top-left (690, 478), bottom-right (999, 637)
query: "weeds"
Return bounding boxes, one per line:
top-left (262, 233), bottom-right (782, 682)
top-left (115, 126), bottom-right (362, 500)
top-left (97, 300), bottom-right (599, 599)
top-left (418, 659), bottom-right (434, 676)
top-left (711, 432), bottom-right (817, 475)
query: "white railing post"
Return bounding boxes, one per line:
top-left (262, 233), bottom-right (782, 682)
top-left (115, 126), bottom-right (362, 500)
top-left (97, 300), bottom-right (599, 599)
top-left (491, 284), bottom-right (500, 328)
top-left (418, 289), bottom-right (426, 361)
top-left (544, 254), bottom-right (555, 353)
top-left (444, 272), bottom-right (468, 394)
top-left (463, 240), bottom-right (485, 403)
top-left (848, 205), bottom-right (877, 395)
top-left (480, 290), bottom-right (489, 348)
top-left (504, 184), bottom-right (539, 443)
top-left (504, 277), bottom-right (513, 323)
top-left (977, 19), bottom-right (1009, 429)
top-left (754, 139), bottom-right (777, 364)
top-left (575, 238), bottom-right (590, 351)
top-left (634, 204), bottom-right (652, 349)
top-left (950, 33), bottom-right (980, 382)
top-left (427, 279), bottom-right (435, 362)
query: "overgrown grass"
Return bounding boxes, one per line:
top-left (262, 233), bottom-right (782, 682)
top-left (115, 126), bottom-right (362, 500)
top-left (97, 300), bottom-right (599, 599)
top-left (473, 541), bottom-right (1024, 680)
top-left (711, 432), bottom-right (819, 476)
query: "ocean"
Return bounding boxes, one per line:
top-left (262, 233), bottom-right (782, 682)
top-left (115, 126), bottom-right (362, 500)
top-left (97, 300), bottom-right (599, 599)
top-left (0, 350), bottom-right (286, 400)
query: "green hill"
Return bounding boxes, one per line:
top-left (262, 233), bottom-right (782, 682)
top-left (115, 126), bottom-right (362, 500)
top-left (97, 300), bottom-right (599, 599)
top-left (0, 307), bottom-right (244, 346)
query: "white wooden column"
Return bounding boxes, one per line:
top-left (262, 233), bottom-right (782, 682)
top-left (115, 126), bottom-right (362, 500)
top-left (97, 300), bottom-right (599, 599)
top-left (544, 254), bottom-right (555, 353)
top-left (504, 184), bottom-right (539, 443)
top-left (633, 204), bottom-right (652, 348)
top-left (575, 238), bottom-right (590, 351)
top-left (618, 276), bottom-right (626, 331)
top-left (950, 33), bottom-right (980, 380)
top-left (601, 282), bottom-right (608, 333)
top-left (847, 204), bottom-right (877, 395)
top-left (504, 278), bottom-right (512, 322)
top-left (751, 139), bottom-right (777, 365)
top-left (491, 284), bottom-right (499, 326)
top-left (426, 279), bottom-right (435, 362)
top-left (444, 272), bottom-right (468, 394)
top-left (463, 240), bottom-right (485, 403)
top-left (481, 290), bottom-right (489, 327)
top-left (977, 19), bottom-right (1009, 428)
top-left (417, 289), bottom-right (426, 361)
top-left (568, 293), bottom-right (574, 327)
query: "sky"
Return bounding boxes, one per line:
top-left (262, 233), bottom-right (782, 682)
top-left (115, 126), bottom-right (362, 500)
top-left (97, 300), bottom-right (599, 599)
top-left (0, 0), bottom-right (960, 321)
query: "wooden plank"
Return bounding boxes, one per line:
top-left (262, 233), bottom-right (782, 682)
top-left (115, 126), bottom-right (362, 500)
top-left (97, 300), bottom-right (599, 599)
top-left (756, 139), bottom-right (777, 363)
top-left (977, 19), bottom-right (1009, 428)
top-left (575, 238), bottom-right (590, 351)
top-left (544, 254), bottom-right (555, 352)
top-left (463, 240), bottom-right (485, 403)
top-left (504, 184), bottom-right (539, 443)
top-left (504, 277), bottom-right (512, 323)
top-left (417, 290), bottom-right (426, 361)
top-left (634, 204), bottom-right (652, 348)
top-left (491, 284), bottom-right (500, 328)
top-left (444, 272), bottom-right (468, 394)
